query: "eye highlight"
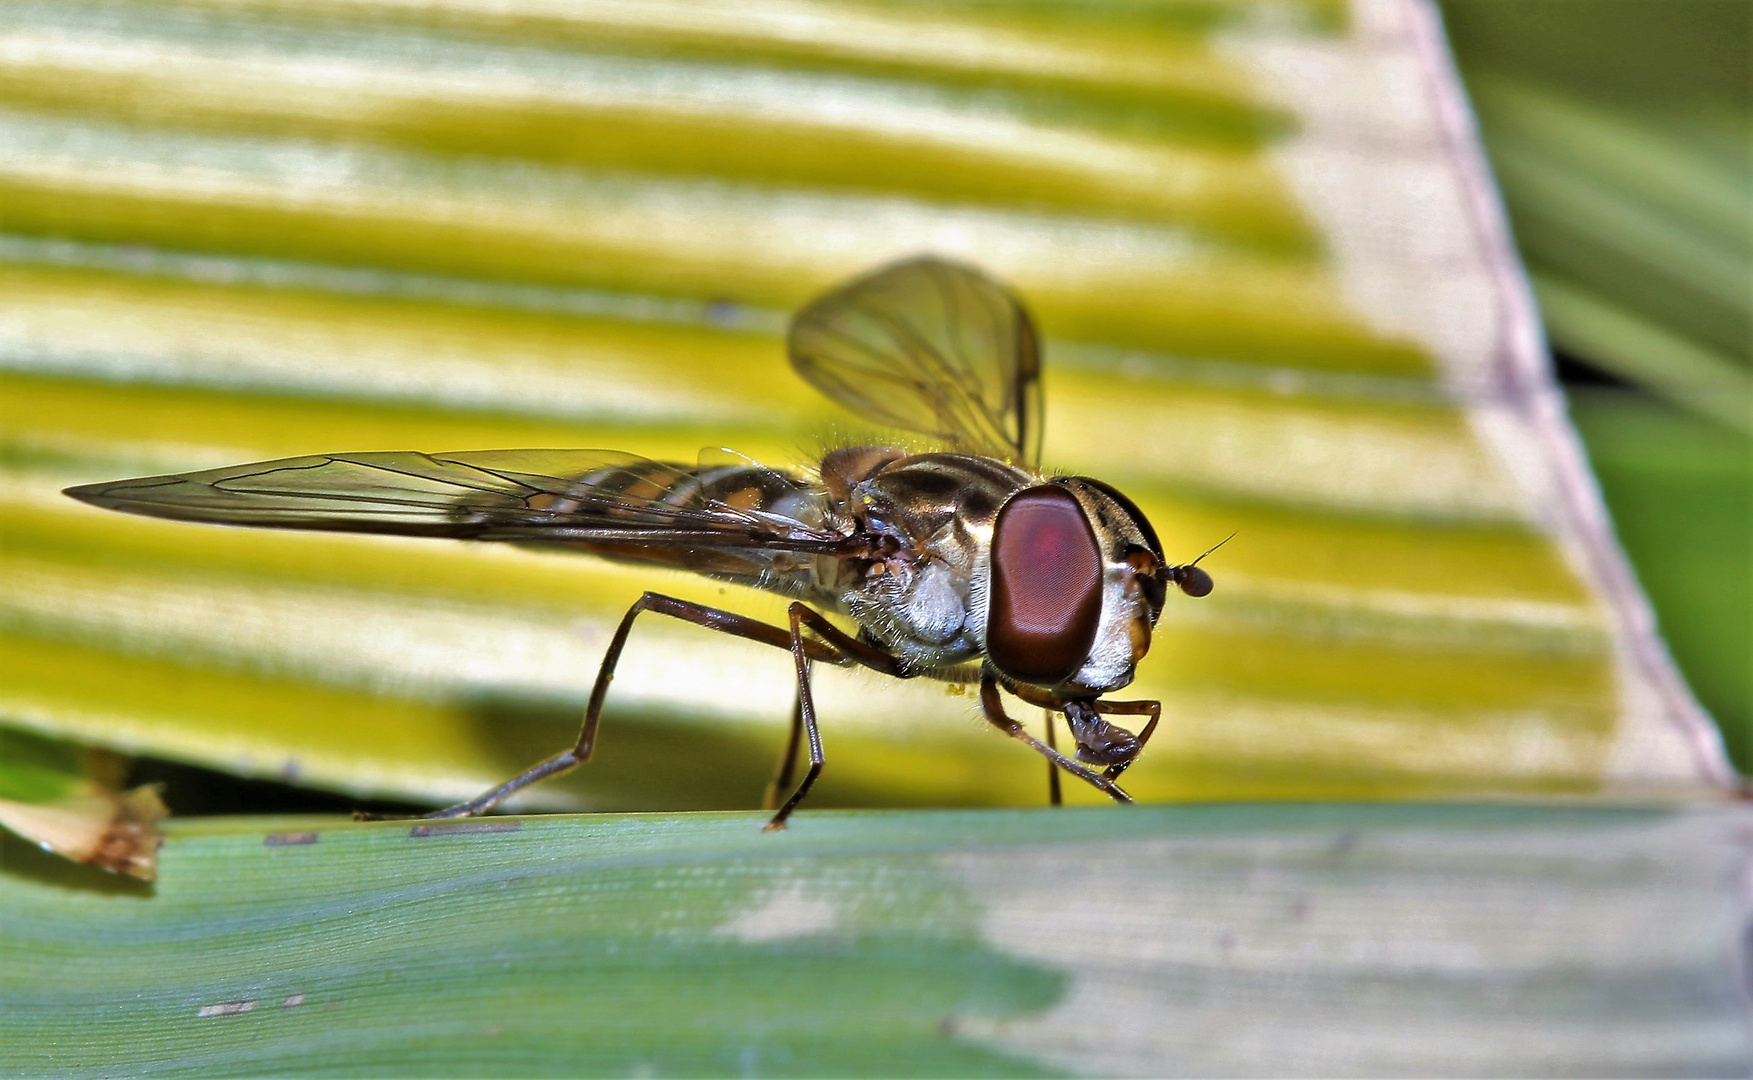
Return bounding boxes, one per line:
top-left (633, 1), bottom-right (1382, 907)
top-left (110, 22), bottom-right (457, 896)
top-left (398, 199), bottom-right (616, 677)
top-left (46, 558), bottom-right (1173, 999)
top-left (985, 486), bottom-right (1103, 684)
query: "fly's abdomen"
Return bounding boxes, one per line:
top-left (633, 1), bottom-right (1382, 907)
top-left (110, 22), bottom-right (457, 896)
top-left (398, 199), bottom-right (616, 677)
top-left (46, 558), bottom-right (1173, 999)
top-left (691, 463), bottom-right (830, 528)
top-left (557, 459), bottom-right (836, 596)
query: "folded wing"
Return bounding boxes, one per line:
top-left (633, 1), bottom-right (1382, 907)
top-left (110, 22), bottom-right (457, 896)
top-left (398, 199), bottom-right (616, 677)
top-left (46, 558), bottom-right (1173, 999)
top-left (64, 450), bottom-right (851, 552)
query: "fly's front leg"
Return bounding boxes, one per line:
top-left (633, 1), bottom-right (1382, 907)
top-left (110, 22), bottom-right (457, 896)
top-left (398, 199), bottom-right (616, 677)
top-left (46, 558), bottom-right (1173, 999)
top-left (1090, 698), bottom-right (1162, 780)
top-left (980, 676), bottom-right (1132, 805)
top-left (1043, 708), bottom-right (1063, 807)
top-left (411, 591), bottom-right (843, 821)
top-left (1009, 686), bottom-right (1160, 780)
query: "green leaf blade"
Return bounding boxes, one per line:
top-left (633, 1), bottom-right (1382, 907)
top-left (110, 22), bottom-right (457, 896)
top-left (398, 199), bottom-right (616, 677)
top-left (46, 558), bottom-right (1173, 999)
top-left (5, 804), bottom-right (1750, 1076)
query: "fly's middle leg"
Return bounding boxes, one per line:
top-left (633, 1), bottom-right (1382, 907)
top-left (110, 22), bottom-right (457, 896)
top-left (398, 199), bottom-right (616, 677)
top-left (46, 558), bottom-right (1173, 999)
top-left (764, 603), bottom-right (911, 831)
top-left (404, 592), bottom-right (903, 828)
top-left (765, 675), bottom-right (807, 812)
top-left (407, 591), bottom-right (851, 823)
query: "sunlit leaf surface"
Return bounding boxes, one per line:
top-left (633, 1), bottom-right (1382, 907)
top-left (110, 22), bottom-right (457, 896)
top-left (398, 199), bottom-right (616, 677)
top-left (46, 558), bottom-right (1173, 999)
top-left (0, 0), bottom-right (1730, 822)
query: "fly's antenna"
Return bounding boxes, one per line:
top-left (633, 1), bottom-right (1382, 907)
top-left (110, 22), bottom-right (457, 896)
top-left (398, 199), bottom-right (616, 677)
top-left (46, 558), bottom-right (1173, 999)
top-left (1189, 531), bottom-right (1237, 568)
top-left (1163, 531), bottom-right (1234, 598)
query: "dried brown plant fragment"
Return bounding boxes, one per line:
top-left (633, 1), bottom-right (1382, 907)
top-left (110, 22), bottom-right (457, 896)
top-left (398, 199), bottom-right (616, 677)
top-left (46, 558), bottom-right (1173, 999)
top-left (0, 784), bottom-right (168, 880)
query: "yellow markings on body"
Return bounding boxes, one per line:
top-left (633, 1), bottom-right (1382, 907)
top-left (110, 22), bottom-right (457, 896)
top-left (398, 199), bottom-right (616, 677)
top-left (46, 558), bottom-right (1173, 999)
top-left (622, 477), bottom-right (666, 503)
top-left (722, 487), bottom-right (764, 511)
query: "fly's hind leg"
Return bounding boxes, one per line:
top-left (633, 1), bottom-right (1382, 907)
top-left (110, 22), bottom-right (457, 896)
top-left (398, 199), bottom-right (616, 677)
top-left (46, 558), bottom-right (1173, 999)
top-left (408, 591), bottom-right (866, 823)
top-left (980, 676), bottom-right (1132, 805)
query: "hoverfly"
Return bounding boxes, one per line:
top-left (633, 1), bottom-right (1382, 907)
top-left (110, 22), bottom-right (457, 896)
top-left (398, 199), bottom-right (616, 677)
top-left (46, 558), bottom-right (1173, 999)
top-left (65, 258), bottom-right (1222, 829)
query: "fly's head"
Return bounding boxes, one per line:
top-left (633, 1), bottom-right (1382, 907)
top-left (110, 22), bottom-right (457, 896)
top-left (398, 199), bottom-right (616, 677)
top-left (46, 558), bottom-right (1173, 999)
top-left (975, 477), bottom-right (1219, 699)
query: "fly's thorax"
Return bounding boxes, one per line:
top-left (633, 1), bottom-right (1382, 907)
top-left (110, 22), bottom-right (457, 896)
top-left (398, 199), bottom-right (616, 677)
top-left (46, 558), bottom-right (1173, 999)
top-left (838, 453), bottom-right (1032, 670)
top-left (818, 445), bottom-right (907, 503)
top-left (970, 476), bottom-right (1165, 697)
top-left (848, 453), bottom-right (1030, 540)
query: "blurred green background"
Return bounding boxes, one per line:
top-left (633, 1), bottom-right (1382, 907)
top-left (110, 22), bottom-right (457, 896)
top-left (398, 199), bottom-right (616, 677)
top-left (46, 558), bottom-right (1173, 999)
top-left (1444, 0), bottom-right (1752, 769)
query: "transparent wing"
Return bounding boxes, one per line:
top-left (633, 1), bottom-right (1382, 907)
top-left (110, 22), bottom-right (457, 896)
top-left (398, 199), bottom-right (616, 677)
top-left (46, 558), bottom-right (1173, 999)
top-left (789, 256), bottom-right (1043, 465)
top-left (63, 450), bottom-right (851, 552)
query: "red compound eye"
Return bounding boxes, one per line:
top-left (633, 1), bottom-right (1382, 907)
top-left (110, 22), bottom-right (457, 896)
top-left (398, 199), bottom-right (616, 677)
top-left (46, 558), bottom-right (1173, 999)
top-left (986, 486), bottom-right (1103, 684)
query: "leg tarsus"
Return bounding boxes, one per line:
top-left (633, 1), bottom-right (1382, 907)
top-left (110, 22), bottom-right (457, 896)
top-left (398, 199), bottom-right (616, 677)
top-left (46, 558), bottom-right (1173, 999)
top-left (423, 749), bottom-right (581, 820)
top-left (763, 762), bottom-right (822, 832)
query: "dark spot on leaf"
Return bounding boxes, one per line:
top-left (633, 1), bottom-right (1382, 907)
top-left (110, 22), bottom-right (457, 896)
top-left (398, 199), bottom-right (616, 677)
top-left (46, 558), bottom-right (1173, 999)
top-left (409, 820), bottom-right (520, 838)
top-left (263, 831), bottom-right (318, 846)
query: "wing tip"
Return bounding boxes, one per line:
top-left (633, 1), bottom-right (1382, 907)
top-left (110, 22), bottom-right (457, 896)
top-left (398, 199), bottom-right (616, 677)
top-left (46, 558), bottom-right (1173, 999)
top-left (63, 476), bottom-right (191, 517)
top-left (62, 481), bottom-right (119, 509)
